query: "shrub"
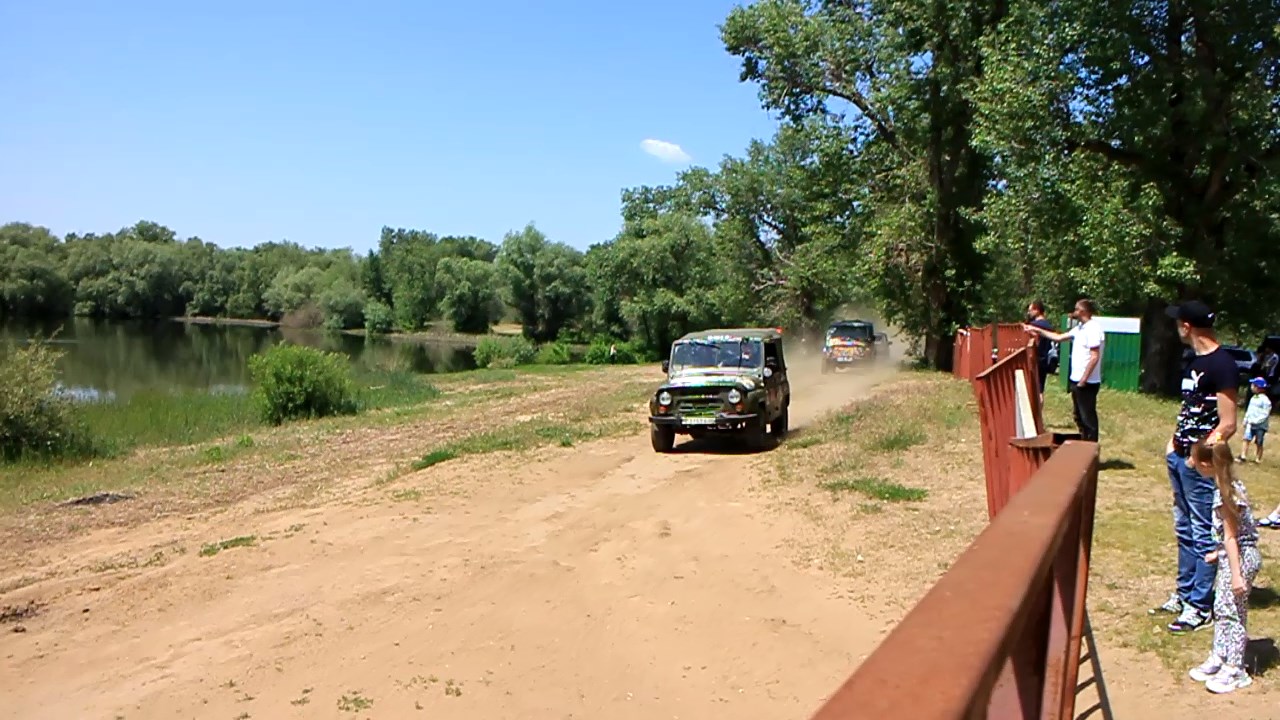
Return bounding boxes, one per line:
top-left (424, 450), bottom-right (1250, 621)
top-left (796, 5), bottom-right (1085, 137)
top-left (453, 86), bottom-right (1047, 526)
top-left (363, 300), bottom-right (394, 335)
top-left (535, 341), bottom-right (573, 365)
top-left (247, 344), bottom-right (358, 425)
top-left (0, 340), bottom-right (95, 462)
top-left (473, 336), bottom-right (537, 369)
top-left (280, 302), bottom-right (325, 329)
top-left (584, 338), bottom-right (641, 365)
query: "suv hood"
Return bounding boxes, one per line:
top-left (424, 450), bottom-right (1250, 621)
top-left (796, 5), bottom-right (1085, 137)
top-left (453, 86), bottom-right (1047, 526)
top-left (662, 369), bottom-right (760, 390)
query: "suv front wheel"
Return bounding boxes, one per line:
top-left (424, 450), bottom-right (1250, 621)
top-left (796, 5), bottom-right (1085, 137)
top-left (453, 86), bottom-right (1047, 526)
top-left (651, 424), bottom-right (675, 453)
top-left (770, 407), bottom-right (789, 440)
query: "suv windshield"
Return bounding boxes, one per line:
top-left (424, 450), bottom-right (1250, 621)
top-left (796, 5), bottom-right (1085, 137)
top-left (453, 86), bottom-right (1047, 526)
top-left (670, 338), bottom-right (763, 371)
top-left (828, 324), bottom-right (872, 341)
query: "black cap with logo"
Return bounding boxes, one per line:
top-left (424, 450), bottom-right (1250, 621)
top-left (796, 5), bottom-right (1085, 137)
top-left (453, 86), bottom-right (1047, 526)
top-left (1165, 300), bottom-right (1216, 328)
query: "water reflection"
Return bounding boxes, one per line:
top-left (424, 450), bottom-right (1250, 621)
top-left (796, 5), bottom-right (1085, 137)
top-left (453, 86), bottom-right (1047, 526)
top-left (2, 318), bottom-right (477, 402)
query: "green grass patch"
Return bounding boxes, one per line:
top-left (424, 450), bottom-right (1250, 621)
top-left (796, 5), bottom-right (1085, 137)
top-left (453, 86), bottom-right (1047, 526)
top-left (390, 488), bottom-right (423, 502)
top-left (867, 426), bottom-right (927, 452)
top-left (411, 449), bottom-right (458, 470)
top-left (80, 390), bottom-right (259, 453)
top-left (198, 535), bottom-right (257, 557)
top-left (820, 476), bottom-right (928, 502)
top-left (337, 691), bottom-right (373, 713)
top-left (354, 370), bottom-right (440, 411)
top-left (785, 434), bottom-right (824, 450)
top-left (409, 417), bottom-right (629, 474)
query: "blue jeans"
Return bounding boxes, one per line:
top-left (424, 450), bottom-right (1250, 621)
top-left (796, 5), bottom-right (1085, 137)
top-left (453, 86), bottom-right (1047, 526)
top-left (1167, 452), bottom-right (1216, 612)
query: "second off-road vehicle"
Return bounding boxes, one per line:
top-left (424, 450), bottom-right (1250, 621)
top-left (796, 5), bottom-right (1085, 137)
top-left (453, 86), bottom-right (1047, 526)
top-left (821, 319), bottom-right (887, 373)
top-left (648, 328), bottom-right (791, 453)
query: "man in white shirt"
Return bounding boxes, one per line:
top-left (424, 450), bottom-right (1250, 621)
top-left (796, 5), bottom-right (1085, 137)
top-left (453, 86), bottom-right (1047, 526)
top-left (1024, 298), bottom-right (1105, 441)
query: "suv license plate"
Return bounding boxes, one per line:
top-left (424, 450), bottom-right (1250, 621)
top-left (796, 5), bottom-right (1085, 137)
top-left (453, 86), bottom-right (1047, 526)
top-left (683, 417), bottom-right (717, 425)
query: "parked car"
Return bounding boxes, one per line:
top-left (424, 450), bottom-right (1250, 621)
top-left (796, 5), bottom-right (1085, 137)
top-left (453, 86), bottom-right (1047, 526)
top-left (1221, 345), bottom-right (1258, 384)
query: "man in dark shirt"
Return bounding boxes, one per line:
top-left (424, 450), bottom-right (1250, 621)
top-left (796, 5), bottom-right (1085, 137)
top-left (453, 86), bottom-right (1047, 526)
top-left (1153, 300), bottom-right (1239, 633)
top-left (1026, 300), bottom-right (1054, 398)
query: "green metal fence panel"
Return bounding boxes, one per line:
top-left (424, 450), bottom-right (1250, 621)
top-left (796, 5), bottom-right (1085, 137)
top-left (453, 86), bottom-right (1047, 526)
top-left (1105, 332), bottom-right (1142, 392)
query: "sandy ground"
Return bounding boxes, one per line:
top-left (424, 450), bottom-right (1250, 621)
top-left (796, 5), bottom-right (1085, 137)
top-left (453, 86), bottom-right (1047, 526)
top-left (1, 362), bottom-right (899, 720)
top-left (2, 354), bottom-right (1276, 719)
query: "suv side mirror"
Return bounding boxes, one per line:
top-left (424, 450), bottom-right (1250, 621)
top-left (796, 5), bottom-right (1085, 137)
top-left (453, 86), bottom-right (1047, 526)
top-left (661, 360), bottom-right (670, 373)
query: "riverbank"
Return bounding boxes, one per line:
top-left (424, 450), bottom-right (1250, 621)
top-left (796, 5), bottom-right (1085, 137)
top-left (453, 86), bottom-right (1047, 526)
top-left (173, 315), bottom-right (531, 345)
top-left (172, 316), bottom-right (280, 328)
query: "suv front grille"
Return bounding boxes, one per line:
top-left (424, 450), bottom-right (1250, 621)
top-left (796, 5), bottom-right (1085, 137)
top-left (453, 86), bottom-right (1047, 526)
top-left (674, 392), bottom-right (725, 416)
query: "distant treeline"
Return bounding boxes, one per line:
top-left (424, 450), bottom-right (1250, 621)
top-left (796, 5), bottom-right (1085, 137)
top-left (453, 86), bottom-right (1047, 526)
top-left (0, 213), bottom-right (840, 358)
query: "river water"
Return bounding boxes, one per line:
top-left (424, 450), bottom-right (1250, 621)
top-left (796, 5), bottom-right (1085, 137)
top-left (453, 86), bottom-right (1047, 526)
top-left (0, 318), bottom-right (477, 402)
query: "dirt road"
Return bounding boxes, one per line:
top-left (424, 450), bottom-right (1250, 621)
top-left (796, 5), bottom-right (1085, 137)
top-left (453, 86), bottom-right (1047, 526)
top-left (2, 361), bottom-right (900, 719)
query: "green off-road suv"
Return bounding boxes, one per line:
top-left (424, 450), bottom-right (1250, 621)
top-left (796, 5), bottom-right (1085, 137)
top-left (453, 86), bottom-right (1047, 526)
top-left (648, 328), bottom-right (791, 453)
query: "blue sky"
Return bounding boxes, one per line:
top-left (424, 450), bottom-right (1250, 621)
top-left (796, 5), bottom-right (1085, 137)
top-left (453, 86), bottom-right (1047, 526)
top-left (0, 1), bottom-right (780, 252)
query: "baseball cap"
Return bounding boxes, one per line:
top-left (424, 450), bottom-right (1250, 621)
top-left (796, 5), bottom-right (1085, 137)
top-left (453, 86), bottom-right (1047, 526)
top-left (1165, 300), bottom-right (1216, 328)
top-left (1251, 377), bottom-right (1269, 389)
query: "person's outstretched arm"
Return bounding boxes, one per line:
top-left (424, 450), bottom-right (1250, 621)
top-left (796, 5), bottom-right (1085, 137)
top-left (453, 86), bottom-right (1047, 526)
top-left (1023, 323), bottom-right (1072, 344)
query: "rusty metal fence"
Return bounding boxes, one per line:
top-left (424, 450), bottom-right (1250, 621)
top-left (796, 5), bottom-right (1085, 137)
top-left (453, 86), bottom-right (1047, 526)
top-left (974, 346), bottom-right (1053, 518)
top-left (953, 325), bottom-right (997, 381)
top-left (952, 323), bottom-right (1032, 382)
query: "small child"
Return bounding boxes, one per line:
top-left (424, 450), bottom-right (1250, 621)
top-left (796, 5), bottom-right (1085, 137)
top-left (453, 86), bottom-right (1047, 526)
top-left (1238, 377), bottom-right (1271, 464)
top-left (1188, 440), bottom-right (1262, 693)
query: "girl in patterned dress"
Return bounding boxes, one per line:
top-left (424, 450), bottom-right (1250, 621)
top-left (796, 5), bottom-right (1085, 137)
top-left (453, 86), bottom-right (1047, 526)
top-left (1187, 441), bottom-right (1262, 693)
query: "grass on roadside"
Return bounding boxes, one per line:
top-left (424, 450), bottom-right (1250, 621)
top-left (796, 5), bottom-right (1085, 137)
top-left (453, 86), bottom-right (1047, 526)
top-left (820, 476), bottom-right (928, 502)
top-left (0, 363), bottom-right (649, 512)
top-left (769, 368), bottom-right (1278, 686)
top-left (198, 535), bottom-right (257, 557)
top-left (408, 417), bottom-right (638, 473)
top-left (1038, 382), bottom-right (1280, 682)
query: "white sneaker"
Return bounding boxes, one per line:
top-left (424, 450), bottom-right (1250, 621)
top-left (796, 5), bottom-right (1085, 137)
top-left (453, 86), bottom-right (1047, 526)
top-left (1205, 665), bottom-right (1253, 694)
top-left (1188, 655), bottom-right (1223, 682)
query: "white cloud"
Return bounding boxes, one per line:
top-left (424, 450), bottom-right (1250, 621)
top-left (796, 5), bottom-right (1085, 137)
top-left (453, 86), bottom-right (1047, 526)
top-left (640, 138), bottom-right (692, 164)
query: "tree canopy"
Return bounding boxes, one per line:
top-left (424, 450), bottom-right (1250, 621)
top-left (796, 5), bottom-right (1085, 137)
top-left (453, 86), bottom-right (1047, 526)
top-left (4, 0), bottom-right (1278, 391)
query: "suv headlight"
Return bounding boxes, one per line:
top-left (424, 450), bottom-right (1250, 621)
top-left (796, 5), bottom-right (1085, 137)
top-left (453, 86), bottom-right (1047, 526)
top-left (727, 388), bottom-right (742, 404)
top-left (658, 391), bottom-right (672, 406)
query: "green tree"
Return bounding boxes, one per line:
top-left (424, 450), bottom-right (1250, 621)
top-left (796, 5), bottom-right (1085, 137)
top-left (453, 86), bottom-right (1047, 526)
top-left (590, 212), bottom-right (737, 354)
top-left (684, 121), bottom-right (867, 331)
top-left (0, 223), bottom-right (73, 319)
top-left (436, 257), bottom-right (501, 333)
top-left (263, 266), bottom-right (326, 318)
top-left (722, 0), bottom-right (1005, 367)
top-left (377, 227), bottom-right (441, 330)
top-left (975, 0), bottom-right (1280, 392)
top-left (318, 278), bottom-right (367, 331)
top-left (496, 224), bottom-right (587, 342)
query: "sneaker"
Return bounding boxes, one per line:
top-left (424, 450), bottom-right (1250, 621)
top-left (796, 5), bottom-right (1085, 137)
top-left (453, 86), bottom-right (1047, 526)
top-left (1205, 665), bottom-right (1253, 694)
top-left (1168, 606), bottom-right (1212, 633)
top-left (1189, 655), bottom-right (1223, 682)
top-left (1149, 592), bottom-right (1183, 615)
top-left (1260, 512), bottom-right (1280, 528)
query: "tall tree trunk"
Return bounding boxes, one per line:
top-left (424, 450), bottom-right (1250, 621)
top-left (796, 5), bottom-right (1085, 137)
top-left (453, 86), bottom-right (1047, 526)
top-left (1140, 297), bottom-right (1183, 396)
top-left (924, 330), bottom-right (956, 371)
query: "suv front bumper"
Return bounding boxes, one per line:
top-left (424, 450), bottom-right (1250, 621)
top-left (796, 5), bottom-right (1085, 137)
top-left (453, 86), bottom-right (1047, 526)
top-left (650, 413), bottom-right (759, 430)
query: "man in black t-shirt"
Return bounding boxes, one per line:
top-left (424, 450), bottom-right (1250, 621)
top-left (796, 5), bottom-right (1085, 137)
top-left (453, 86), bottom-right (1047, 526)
top-left (1026, 300), bottom-right (1054, 397)
top-left (1153, 300), bottom-right (1239, 633)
